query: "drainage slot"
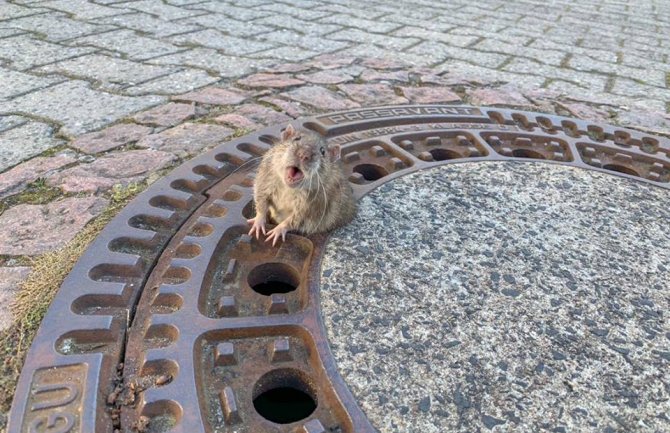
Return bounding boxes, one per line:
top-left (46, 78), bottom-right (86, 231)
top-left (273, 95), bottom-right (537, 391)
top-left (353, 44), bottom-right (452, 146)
top-left (429, 148), bottom-right (461, 161)
top-left (353, 163), bottom-right (388, 181)
top-left (248, 263), bottom-right (300, 296)
top-left (512, 149), bottom-right (546, 159)
top-left (603, 164), bottom-right (639, 177)
top-left (253, 368), bottom-right (317, 424)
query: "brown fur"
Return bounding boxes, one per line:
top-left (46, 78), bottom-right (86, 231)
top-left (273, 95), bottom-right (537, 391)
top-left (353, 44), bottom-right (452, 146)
top-left (250, 124), bottom-right (356, 239)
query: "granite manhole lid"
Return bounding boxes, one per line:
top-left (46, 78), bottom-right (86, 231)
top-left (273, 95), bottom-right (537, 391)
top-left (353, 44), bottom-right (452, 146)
top-left (8, 106), bottom-right (670, 433)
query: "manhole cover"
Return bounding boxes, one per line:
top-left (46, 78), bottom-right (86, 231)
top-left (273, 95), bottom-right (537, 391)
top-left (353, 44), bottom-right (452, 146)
top-left (8, 106), bottom-right (670, 433)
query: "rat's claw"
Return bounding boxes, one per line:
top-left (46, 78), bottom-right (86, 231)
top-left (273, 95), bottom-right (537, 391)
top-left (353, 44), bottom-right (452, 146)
top-left (247, 217), bottom-right (266, 239)
top-left (265, 224), bottom-right (288, 246)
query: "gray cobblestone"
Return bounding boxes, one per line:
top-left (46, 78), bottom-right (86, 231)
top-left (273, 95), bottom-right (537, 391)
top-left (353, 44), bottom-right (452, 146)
top-left (257, 2), bottom-right (331, 20)
top-left (37, 54), bottom-right (175, 90)
top-left (68, 29), bottom-right (183, 60)
top-left (40, 0), bottom-right (132, 19)
top-left (0, 35), bottom-right (94, 71)
top-left (0, 3), bottom-right (46, 20)
top-left (123, 69), bottom-right (218, 96)
top-left (328, 28), bottom-right (418, 50)
top-left (253, 14), bottom-right (342, 36)
top-left (0, 68), bottom-right (62, 100)
top-left (171, 29), bottom-right (275, 55)
top-left (0, 121), bottom-right (64, 171)
top-left (3, 12), bottom-right (114, 42)
top-left (319, 13), bottom-right (402, 34)
top-left (410, 41), bottom-right (509, 68)
top-left (0, 81), bottom-right (164, 136)
top-left (188, 1), bottom-right (270, 20)
top-left (183, 14), bottom-right (273, 37)
top-left (253, 46), bottom-right (319, 62)
top-left (95, 12), bottom-right (200, 37)
top-left (119, 0), bottom-right (204, 20)
top-left (147, 48), bottom-right (274, 76)
top-left (257, 30), bottom-right (348, 53)
top-left (0, 116), bottom-right (28, 133)
top-left (392, 28), bottom-right (479, 48)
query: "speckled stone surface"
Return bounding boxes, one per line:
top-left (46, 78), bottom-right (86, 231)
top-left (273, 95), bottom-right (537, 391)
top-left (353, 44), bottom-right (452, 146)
top-left (321, 162), bottom-right (670, 433)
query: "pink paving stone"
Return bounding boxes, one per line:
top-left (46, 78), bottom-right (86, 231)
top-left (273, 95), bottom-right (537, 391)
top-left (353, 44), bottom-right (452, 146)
top-left (237, 73), bottom-right (304, 88)
top-left (360, 69), bottom-right (410, 82)
top-left (400, 86), bottom-right (461, 104)
top-left (258, 97), bottom-right (306, 118)
top-left (137, 123), bottom-right (234, 157)
top-left (467, 87), bottom-right (531, 107)
top-left (296, 70), bottom-right (353, 85)
top-left (338, 83), bottom-right (409, 105)
top-left (0, 266), bottom-right (31, 331)
top-left (360, 57), bottom-right (408, 70)
top-left (48, 150), bottom-right (177, 194)
top-left (557, 102), bottom-right (610, 123)
top-left (0, 196), bottom-right (108, 256)
top-left (172, 87), bottom-right (249, 105)
top-left (214, 114), bottom-right (258, 130)
top-left (0, 155), bottom-right (76, 198)
top-left (306, 54), bottom-right (356, 70)
top-left (281, 86), bottom-right (360, 111)
top-left (216, 104), bottom-right (291, 128)
top-left (133, 102), bottom-right (198, 127)
top-left (70, 123), bottom-right (153, 154)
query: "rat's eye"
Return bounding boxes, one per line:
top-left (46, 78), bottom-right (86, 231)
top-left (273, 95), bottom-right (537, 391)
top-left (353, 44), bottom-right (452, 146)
top-left (293, 135), bottom-right (301, 142)
top-left (320, 146), bottom-right (326, 156)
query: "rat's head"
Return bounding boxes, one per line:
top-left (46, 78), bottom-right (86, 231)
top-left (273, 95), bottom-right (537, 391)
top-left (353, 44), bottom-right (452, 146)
top-left (276, 124), bottom-right (341, 189)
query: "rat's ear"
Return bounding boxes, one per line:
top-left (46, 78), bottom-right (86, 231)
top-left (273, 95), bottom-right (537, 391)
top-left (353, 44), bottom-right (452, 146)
top-left (281, 124), bottom-right (297, 141)
top-left (328, 143), bottom-right (341, 162)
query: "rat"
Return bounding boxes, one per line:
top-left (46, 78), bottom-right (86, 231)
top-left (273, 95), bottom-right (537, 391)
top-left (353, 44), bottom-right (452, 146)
top-left (247, 123), bottom-right (356, 245)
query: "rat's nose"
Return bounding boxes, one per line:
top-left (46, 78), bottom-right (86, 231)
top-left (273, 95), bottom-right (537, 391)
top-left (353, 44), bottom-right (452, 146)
top-left (297, 149), bottom-right (313, 163)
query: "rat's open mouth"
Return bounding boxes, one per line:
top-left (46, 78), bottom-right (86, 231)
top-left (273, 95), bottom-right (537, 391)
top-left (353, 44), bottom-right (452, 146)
top-left (285, 166), bottom-right (304, 186)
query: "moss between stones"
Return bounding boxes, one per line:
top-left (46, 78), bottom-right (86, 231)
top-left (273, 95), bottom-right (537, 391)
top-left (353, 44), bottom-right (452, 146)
top-left (0, 182), bottom-right (146, 426)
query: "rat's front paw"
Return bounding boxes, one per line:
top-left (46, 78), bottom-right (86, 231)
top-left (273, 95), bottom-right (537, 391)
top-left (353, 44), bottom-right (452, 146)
top-left (265, 223), bottom-right (289, 246)
top-left (247, 216), bottom-right (266, 239)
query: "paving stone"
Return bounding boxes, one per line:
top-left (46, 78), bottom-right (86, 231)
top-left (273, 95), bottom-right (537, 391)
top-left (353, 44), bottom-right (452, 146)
top-left (213, 113), bottom-right (258, 130)
top-left (0, 34), bottom-right (94, 71)
top-left (360, 69), bottom-right (410, 82)
top-left (191, 1), bottom-right (270, 20)
top-left (0, 68), bottom-right (61, 100)
top-left (467, 86), bottom-right (532, 107)
top-left (0, 122), bottom-right (64, 172)
top-left (40, 0), bottom-right (132, 19)
top-left (48, 150), bottom-right (177, 193)
top-left (237, 73), bottom-right (304, 88)
top-left (252, 46), bottom-right (319, 62)
top-left (95, 12), bottom-right (201, 37)
top-left (257, 30), bottom-right (348, 53)
top-left (410, 41), bottom-right (509, 68)
top-left (171, 29), bottom-right (275, 55)
top-left (0, 115), bottom-right (28, 133)
top-left (1, 81), bottom-right (165, 136)
top-left (68, 29), bottom-right (183, 60)
top-left (305, 54), bottom-right (357, 70)
top-left (37, 54), bottom-right (175, 89)
top-left (0, 3), bottom-right (46, 19)
top-left (133, 102), bottom-right (197, 127)
top-left (173, 87), bottom-right (249, 105)
top-left (328, 28), bottom-right (420, 50)
top-left (258, 97), bottom-right (306, 118)
top-left (183, 14), bottom-right (272, 38)
top-left (319, 13), bottom-right (402, 34)
top-left (0, 197), bottom-right (108, 256)
top-left (296, 70), bottom-right (353, 85)
top-left (254, 14), bottom-right (342, 36)
top-left (557, 102), bottom-right (611, 124)
top-left (70, 123), bottom-right (153, 154)
top-left (0, 155), bottom-right (76, 198)
top-left (136, 123), bottom-right (233, 156)
top-left (146, 48), bottom-right (273, 76)
top-left (0, 267), bottom-right (31, 331)
top-left (393, 27), bottom-right (481, 48)
top-left (4, 12), bottom-right (114, 42)
top-left (121, 0), bottom-right (203, 19)
top-left (258, 2), bottom-right (331, 20)
top-left (217, 103), bottom-right (291, 127)
top-left (338, 84), bottom-right (409, 106)
top-left (400, 87), bottom-right (462, 104)
top-left (339, 44), bottom-right (427, 66)
top-left (359, 58), bottom-right (409, 70)
top-left (616, 109), bottom-right (670, 135)
top-left (281, 86), bottom-right (360, 111)
top-left (123, 69), bottom-right (219, 96)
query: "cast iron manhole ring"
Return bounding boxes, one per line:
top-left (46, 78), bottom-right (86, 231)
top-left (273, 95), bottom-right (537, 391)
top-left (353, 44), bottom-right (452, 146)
top-left (8, 105), bottom-right (670, 433)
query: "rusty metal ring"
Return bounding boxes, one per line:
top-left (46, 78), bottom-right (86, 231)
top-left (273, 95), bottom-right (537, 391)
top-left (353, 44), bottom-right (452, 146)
top-left (9, 105), bottom-right (669, 433)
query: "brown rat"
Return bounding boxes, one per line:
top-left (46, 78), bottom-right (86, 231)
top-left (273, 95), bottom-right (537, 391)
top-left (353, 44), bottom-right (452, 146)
top-left (247, 123), bottom-right (356, 245)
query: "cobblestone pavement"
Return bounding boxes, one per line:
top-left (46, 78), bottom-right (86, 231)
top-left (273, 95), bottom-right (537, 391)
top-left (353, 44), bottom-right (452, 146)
top-left (1, 0), bottom-right (670, 425)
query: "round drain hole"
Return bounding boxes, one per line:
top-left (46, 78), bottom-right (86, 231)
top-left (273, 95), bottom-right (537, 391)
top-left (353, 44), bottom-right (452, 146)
top-left (253, 368), bottom-right (317, 424)
top-left (353, 163), bottom-right (388, 181)
top-left (247, 263), bottom-right (300, 296)
top-left (429, 148), bottom-right (460, 161)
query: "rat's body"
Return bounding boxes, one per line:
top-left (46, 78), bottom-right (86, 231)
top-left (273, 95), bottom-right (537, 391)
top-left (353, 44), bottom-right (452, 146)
top-left (248, 124), bottom-right (356, 244)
